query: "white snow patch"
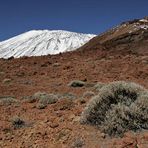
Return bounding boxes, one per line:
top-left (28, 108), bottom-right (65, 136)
top-left (139, 19), bottom-right (148, 23)
top-left (0, 30), bottom-right (96, 59)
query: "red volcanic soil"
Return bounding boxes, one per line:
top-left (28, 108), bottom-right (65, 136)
top-left (0, 47), bottom-right (148, 148)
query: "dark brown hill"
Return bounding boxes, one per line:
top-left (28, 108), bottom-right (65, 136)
top-left (79, 17), bottom-right (148, 55)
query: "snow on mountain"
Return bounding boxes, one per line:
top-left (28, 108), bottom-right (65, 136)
top-left (0, 30), bottom-right (96, 59)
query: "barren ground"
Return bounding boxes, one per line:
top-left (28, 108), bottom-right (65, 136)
top-left (0, 48), bottom-right (148, 148)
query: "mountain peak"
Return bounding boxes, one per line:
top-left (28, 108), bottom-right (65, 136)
top-left (0, 30), bottom-right (96, 59)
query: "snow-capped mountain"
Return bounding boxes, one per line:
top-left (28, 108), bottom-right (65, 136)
top-left (0, 30), bottom-right (96, 59)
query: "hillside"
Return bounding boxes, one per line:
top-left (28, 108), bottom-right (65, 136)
top-left (0, 17), bottom-right (148, 148)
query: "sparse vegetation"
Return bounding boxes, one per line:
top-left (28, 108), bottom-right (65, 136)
top-left (80, 81), bottom-right (148, 137)
top-left (11, 116), bottom-right (25, 129)
top-left (58, 93), bottom-right (77, 100)
top-left (93, 82), bottom-right (105, 92)
top-left (21, 96), bottom-right (36, 103)
top-left (68, 80), bottom-right (85, 87)
top-left (33, 92), bottom-right (58, 105)
top-left (38, 93), bottom-right (58, 105)
top-left (0, 96), bottom-right (18, 106)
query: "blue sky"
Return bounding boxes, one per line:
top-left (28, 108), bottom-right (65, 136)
top-left (0, 0), bottom-right (147, 41)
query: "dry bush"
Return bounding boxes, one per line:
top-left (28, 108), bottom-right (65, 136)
top-left (80, 81), bottom-right (148, 137)
top-left (11, 116), bottom-right (25, 129)
top-left (0, 96), bottom-right (18, 106)
top-left (33, 92), bottom-right (58, 105)
top-left (93, 82), bottom-right (106, 92)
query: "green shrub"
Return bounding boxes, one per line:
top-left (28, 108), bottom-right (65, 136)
top-left (80, 81), bottom-right (148, 137)
top-left (68, 80), bottom-right (85, 87)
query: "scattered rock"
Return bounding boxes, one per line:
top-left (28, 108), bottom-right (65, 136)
top-left (68, 80), bottom-right (85, 87)
top-left (72, 116), bottom-right (80, 123)
top-left (3, 79), bottom-right (12, 84)
top-left (54, 99), bottom-right (75, 111)
top-left (0, 72), bottom-right (5, 75)
top-left (71, 137), bottom-right (85, 148)
top-left (53, 63), bottom-right (60, 67)
top-left (36, 103), bottom-right (47, 109)
top-left (50, 122), bottom-right (59, 128)
top-left (55, 128), bottom-right (71, 143)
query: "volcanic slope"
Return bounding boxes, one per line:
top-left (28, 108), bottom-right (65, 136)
top-left (0, 17), bottom-right (148, 148)
top-left (79, 16), bottom-right (148, 55)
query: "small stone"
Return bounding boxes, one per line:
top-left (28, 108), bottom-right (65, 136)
top-left (69, 114), bottom-right (76, 121)
top-left (50, 122), bottom-right (59, 128)
top-left (53, 63), bottom-right (60, 67)
top-left (36, 103), bottom-right (47, 109)
top-left (0, 72), bottom-right (5, 75)
top-left (100, 133), bottom-right (106, 139)
top-left (68, 80), bottom-right (85, 87)
top-left (3, 79), bottom-right (12, 84)
top-left (72, 116), bottom-right (80, 123)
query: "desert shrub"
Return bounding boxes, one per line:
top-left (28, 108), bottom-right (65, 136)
top-left (38, 94), bottom-right (58, 105)
top-left (93, 82), bottom-right (105, 92)
top-left (80, 81), bottom-right (148, 137)
top-left (11, 116), bottom-right (25, 129)
top-left (33, 92), bottom-right (48, 100)
top-left (58, 93), bottom-right (77, 100)
top-left (0, 96), bottom-right (18, 106)
top-left (33, 92), bottom-right (58, 105)
top-left (68, 80), bottom-right (85, 87)
top-left (21, 96), bottom-right (36, 103)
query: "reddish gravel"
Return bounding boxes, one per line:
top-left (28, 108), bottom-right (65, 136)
top-left (0, 47), bottom-right (148, 148)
